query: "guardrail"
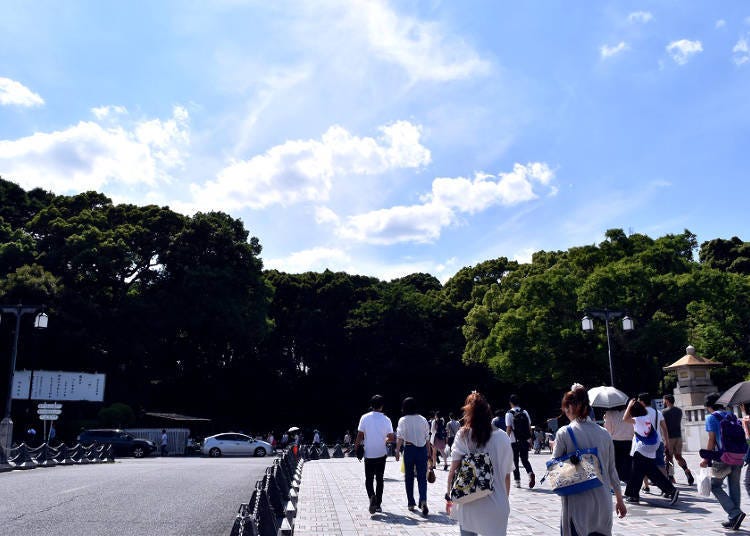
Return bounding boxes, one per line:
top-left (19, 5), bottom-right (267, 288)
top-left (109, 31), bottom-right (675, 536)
top-left (230, 443), bottom-right (353, 536)
top-left (4, 442), bottom-right (115, 469)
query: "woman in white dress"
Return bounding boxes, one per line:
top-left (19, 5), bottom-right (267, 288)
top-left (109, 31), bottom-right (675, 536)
top-left (447, 391), bottom-right (514, 536)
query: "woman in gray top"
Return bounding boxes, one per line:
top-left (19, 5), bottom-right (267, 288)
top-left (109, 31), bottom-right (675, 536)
top-left (552, 386), bottom-right (627, 535)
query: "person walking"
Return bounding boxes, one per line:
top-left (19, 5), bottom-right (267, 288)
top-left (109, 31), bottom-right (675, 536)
top-left (447, 391), bottom-right (514, 536)
top-left (431, 411), bottom-right (448, 471)
top-left (447, 412), bottom-right (460, 463)
top-left (160, 429), bottom-right (168, 456)
top-left (354, 394), bottom-right (394, 514)
top-left (553, 385), bottom-right (627, 535)
top-left (700, 392), bottom-right (746, 530)
top-left (505, 394), bottom-right (535, 488)
top-left (394, 397), bottom-right (431, 516)
top-left (622, 394), bottom-right (679, 505)
top-left (662, 394), bottom-right (694, 485)
top-left (604, 404), bottom-right (633, 484)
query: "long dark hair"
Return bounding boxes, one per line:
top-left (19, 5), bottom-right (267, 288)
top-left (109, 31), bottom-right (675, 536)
top-left (461, 391), bottom-right (493, 447)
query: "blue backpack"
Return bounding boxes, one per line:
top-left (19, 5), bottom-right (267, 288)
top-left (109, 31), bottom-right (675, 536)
top-left (714, 411), bottom-right (747, 465)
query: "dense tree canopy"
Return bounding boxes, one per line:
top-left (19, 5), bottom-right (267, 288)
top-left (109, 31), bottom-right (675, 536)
top-left (0, 177), bottom-right (748, 441)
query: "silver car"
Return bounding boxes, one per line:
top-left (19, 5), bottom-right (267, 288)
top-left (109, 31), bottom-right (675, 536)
top-left (201, 433), bottom-right (273, 457)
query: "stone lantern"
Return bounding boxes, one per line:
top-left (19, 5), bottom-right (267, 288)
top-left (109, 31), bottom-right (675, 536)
top-left (662, 345), bottom-right (721, 452)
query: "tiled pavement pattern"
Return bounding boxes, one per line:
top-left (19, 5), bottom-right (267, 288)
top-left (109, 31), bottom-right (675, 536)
top-left (294, 451), bottom-right (750, 535)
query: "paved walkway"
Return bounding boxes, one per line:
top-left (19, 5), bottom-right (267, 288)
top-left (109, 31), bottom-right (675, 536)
top-left (294, 451), bottom-right (750, 535)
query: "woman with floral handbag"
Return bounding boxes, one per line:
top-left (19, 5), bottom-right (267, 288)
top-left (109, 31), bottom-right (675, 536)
top-left (552, 386), bottom-right (626, 536)
top-left (446, 391), bottom-right (513, 536)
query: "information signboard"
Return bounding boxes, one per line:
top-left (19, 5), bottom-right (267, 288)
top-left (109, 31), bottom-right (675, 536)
top-left (12, 370), bottom-right (106, 401)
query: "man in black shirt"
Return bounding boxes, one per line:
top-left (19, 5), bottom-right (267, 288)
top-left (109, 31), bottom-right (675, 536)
top-left (662, 394), bottom-right (694, 485)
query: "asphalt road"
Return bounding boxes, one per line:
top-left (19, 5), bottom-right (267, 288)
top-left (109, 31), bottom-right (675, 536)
top-left (0, 455), bottom-right (272, 536)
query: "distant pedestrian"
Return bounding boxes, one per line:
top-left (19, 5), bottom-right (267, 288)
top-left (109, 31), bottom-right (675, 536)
top-left (554, 385), bottom-right (626, 535)
top-left (343, 430), bottom-right (352, 447)
top-left (505, 394), bottom-right (535, 489)
top-left (313, 429), bottom-right (321, 447)
top-left (354, 394), bottom-right (394, 514)
top-left (700, 392), bottom-right (746, 530)
top-left (447, 391), bottom-right (514, 536)
top-left (431, 412), bottom-right (447, 471)
top-left (160, 429), bottom-right (168, 456)
top-left (604, 404), bottom-right (633, 483)
top-left (662, 394), bottom-right (694, 485)
top-left (281, 432), bottom-right (289, 448)
top-left (394, 397), bottom-right (430, 516)
top-left (48, 423), bottom-right (57, 445)
top-left (446, 413), bottom-right (460, 448)
top-left (26, 426), bottom-right (37, 446)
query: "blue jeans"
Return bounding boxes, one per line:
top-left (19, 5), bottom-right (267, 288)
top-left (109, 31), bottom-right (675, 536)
top-left (460, 529), bottom-right (478, 536)
top-left (712, 464), bottom-right (743, 520)
top-left (403, 444), bottom-right (428, 506)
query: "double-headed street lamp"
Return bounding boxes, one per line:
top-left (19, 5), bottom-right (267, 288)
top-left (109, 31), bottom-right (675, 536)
top-left (0, 305), bottom-right (48, 468)
top-left (581, 308), bottom-right (634, 387)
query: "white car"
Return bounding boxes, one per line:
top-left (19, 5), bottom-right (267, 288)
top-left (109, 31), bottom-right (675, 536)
top-left (201, 433), bottom-right (273, 458)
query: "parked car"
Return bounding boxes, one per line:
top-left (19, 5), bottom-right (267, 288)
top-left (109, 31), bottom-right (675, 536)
top-left (77, 429), bottom-right (157, 458)
top-left (201, 433), bottom-right (273, 457)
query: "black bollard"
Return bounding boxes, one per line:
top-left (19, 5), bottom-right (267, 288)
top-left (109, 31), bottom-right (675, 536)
top-left (263, 470), bottom-right (285, 519)
top-left (332, 444), bottom-right (344, 458)
top-left (252, 485), bottom-right (280, 536)
top-left (77, 444), bottom-right (92, 464)
top-left (35, 443), bottom-right (57, 467)
top-left (10, 443), bottom-right (37, 470)
top-left (273, 462), bottom-right (291, 499)
top-left (310, 446), bottom-right (319, 460)
top-left (319, 443), bottom-right (330, 459)
top-left (230, 503), bottom-right (259, 536)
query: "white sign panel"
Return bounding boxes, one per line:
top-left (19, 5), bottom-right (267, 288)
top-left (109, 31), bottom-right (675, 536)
top-left (38, 403), bottom-right (62, 409)
top-left (39, 414), bottom-right (58, 421)
top-left (12, 370), bottom-right (106, 401)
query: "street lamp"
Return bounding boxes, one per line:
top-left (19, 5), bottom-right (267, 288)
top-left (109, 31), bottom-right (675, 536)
top-left (0, 305), bottom-right (48, 469)
top-left (581, 308), bottom-right (634, 387)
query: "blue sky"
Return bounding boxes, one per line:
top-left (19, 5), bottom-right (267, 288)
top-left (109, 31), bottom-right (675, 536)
top-left (1, 1), bottom-right (749, 281)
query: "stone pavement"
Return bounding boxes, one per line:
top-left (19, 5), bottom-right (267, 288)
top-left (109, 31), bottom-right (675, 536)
top-left (294, 450), bottom-right (750, 535)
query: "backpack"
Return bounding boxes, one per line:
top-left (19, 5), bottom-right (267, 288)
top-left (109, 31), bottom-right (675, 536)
top-left (435, 418), bottom-right (447, 440)
top-left (511, 408), bottom-right (531, 441)
top-left (714, 411), bottom-right (747, 465)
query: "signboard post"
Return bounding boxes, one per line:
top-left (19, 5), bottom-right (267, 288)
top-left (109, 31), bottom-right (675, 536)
top-left (38, 403), bottom-right (62, 441)
top-left (12, 371), bottom-right (105, 401)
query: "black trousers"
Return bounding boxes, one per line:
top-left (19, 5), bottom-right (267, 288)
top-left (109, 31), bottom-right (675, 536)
top-left (612, 440), bottom-right (632, 483)
top-left (364, 456), bottom-right (387, 506)
top-left (512, 440), bottom-right (533, 481)
top-left (625, 451), bottom-right (675, 498)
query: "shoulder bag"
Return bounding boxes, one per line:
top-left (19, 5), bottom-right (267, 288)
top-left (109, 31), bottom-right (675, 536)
top-left (541, 427), bottom-right (604, 496)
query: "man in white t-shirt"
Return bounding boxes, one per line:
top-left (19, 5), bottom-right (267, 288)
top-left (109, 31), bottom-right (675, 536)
top-left (623, 393), bottom-right (678, 505)
top-left (355, 394), bottom-right (394, 514)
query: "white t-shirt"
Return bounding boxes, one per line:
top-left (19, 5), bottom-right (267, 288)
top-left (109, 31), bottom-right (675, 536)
top-left (396, 414), bottom-right (430, 447)
top-left (358, 411), bottom-right (393, 459)
top-left (630, 406), bottom-right (662, 458)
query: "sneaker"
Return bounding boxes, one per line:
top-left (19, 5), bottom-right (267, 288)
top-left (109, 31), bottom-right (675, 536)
top-left (733, 512), bottom-right (746, 530)
top-left (419, 501), bottom-right (429, 517)
top-left (375, 506), bottom-right (382, 513)
top-left (686, 470), bottom-right (695, 486)
top-left (722, 519), bottom-right (734, 528)
top-left (407, 504), bottom-right (416, 512)
top-left (515, 480), bottom-right (521, 488)
top-left (369, 496), bottom-right (377, 514)
top-left (528, 473), bottom-right (536, 489)
top-left (668, 489), bottom-right (680, 506)
top-left (625, 496), bottom-right (639, 504)
top-left (641, 485), bottom-right (650, 494)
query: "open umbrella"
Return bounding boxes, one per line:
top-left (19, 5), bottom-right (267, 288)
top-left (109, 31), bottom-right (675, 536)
top-left (587, 386), bottom-right (629, 408)
top-left (287, 426), bottom-right (300, 433)
top-left (717, 381), bottom-right (750, 407)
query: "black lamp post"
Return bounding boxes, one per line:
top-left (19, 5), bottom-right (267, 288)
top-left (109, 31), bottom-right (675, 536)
top-left (0, 305), bottom-right (48, 469)
top-left (581, 308), bottom-right (634, 387)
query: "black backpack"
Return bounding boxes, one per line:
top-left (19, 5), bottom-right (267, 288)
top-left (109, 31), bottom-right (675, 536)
top-left (511, 408), bottom-right (531, 441)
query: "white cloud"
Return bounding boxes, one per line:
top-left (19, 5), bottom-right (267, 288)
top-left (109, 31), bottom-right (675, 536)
top-left (600, 42), bottom-right (629, 59)
top-left (0, 106), bottom-right (190, 193)
top-left (627, 11), bottom-right (653, 24)
top-left (190, 120), bottom-right (431, 211)
top-left (716, 19), bottom-right (726, 29)
top-left (314, 206), bottom-right (340, 225)
top-left (512, 247), bottom-right (535, 264)
top-left (335, 162), bottom-right (555, 245)
top-left (733, 36), bottom-right (750, 65)
top-left (91, 105), bottom-right (128, 120)
top-left (0, 77), bottom-right (44, 107)
top-left (347, 0), bottom-right (490, 82)
top-left (666, 39), bottom-right (703, 65)
top-left (265, 246), bottom-right (353, 274)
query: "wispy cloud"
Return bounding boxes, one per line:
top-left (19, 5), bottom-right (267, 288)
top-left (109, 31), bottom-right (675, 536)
top-left (344, 0), bottom-right (491, 82)
top-left (733, 36), bottom-right (750, 66)
top-left (715, 19), bottom-right (726, 29)
top-left (600, 42), bottom-right (629, 59)
top-left (186, 121), bottom-right (431, 212)
top-left (627, 11), bottom-right (653, 24)
top-left (0, 77), bottom-right (44, 107)
top-left (666, 39), bottom-right (703, 65)
top-left (0, 106), bottom-right (190, 193)
top-left (334, 163), bottom-right (556, 245)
